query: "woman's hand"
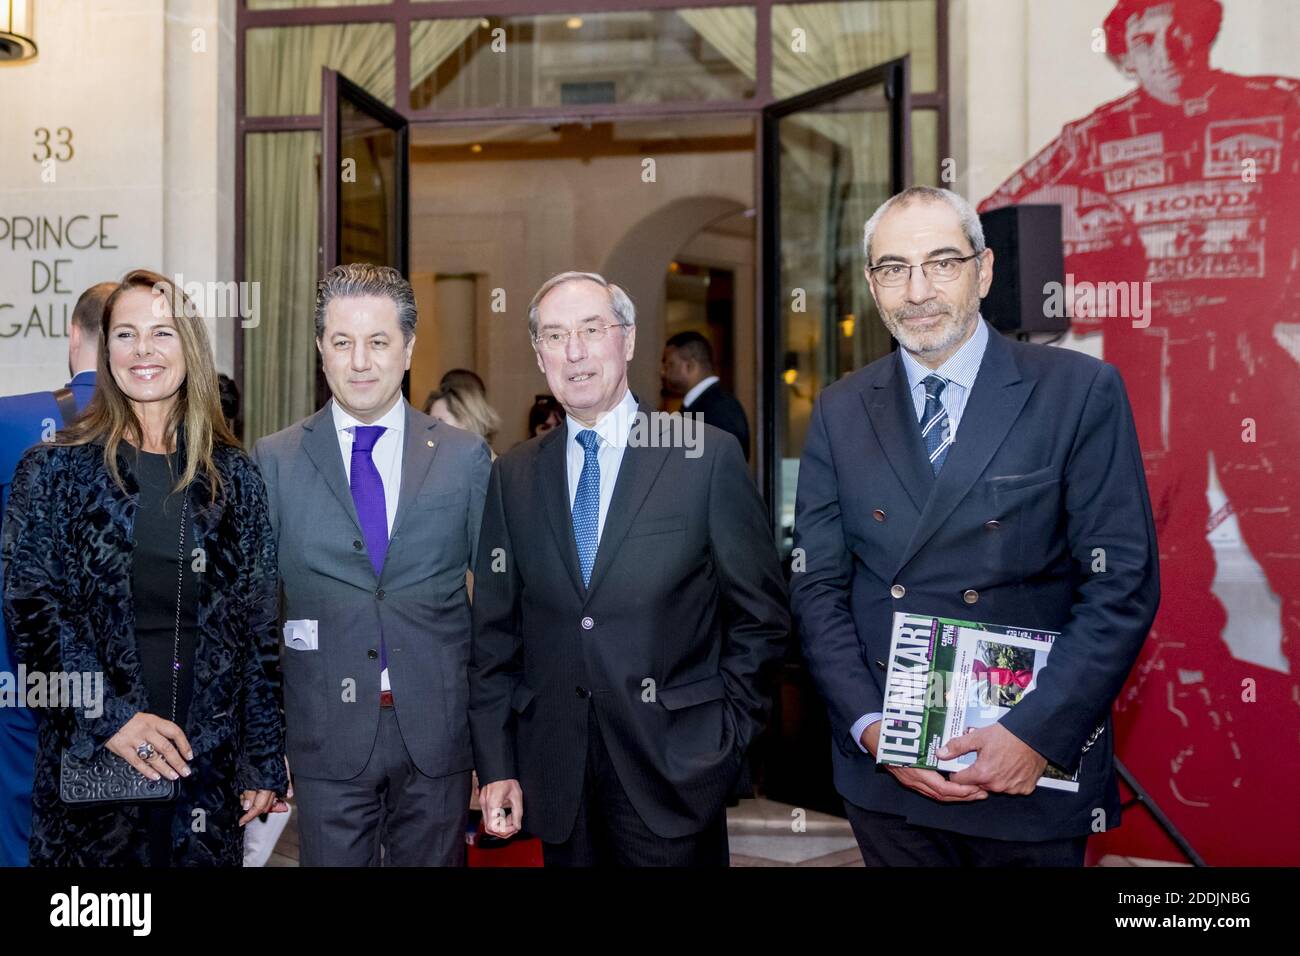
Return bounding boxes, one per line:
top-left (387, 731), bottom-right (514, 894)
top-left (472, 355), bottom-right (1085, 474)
top-left (239, 789), bottom-right (289, 826)
top-left (106, 712), bottom-right (193, 781)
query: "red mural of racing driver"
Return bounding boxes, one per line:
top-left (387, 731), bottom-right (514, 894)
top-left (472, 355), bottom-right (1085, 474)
top-left (980, 0), bottom-right (1300, 855)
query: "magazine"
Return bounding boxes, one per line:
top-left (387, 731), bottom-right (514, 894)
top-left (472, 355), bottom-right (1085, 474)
top-left (874, 611), bottom-right (1081, 792)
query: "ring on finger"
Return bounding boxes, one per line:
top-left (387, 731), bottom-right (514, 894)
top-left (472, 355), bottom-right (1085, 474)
top-left (136, 742), bottom-right (156, 761)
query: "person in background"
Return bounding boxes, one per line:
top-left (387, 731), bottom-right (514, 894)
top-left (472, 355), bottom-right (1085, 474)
top-left (660, 331), bottom-right (750, 460)
top-left (424, 383), bottom-right (501, 456)
top-left (217, 373), bottom-right (242, 444)
top-left (2, 269), bottom-right (288, 867)
top-left (0, 281), bottom-right (113, 867)
top-left (439, 368), bottom-right (487, 397)
top-left (212, 370), bottom-right (295, 868)
top-left (527, 396), bottom-right (563, 440)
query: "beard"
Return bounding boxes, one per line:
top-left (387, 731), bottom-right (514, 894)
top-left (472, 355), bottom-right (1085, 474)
top-left (877, 285), bottom-right (982, 360)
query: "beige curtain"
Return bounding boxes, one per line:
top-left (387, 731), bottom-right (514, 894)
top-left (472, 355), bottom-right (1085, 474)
top-left (243, 21), bottom-right (480, 443)
top-left (411, 19), bottom-right (483, 90)
top-left (244, 132), bottom-right (320, 445)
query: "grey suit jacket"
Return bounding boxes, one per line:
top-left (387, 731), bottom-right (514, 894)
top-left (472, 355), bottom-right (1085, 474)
top-left (253, 401), bottom-right (491, 781)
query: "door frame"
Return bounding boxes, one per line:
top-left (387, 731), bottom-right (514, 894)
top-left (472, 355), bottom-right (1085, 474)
top-left (758, 56), bottom-right (911, 540)
top-left (321, 68), bottom-right (411, 278)
top-left (319, 68), bottom-right (412, 407)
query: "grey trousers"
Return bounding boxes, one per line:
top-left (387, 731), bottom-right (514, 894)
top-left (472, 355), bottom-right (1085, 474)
top-left (294, 707), bottom-right (471, 867)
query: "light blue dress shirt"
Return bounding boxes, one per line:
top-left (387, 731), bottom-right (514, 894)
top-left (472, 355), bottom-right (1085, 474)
top-left (565, 387), bottom-right (639, 542)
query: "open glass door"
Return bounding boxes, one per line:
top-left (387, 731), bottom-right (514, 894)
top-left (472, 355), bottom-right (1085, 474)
top-left (761, 58), bottom-right (910, 555)
top-left (319, 68), bottom-right (410, 406)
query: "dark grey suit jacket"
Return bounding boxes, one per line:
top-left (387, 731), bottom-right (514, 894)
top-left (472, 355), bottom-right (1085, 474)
top-left (254, 402), bottom-right (491, 781)
top-left (469, 405), bottom-right (789, 842)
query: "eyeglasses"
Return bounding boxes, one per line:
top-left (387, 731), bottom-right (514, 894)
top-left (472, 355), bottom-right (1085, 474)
top-left (868, 254), bottom-right (980, 288)
top-left (534, 323), bottom-right (625, 351)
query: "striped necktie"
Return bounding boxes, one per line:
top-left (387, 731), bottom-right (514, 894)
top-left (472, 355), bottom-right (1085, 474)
top-left (920, 374), bottom-right (952, 474)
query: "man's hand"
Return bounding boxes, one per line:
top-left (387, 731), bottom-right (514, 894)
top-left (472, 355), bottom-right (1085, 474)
top-left (943, 723), bottom-right (1047, 796)
top-left (239, 789), bottom-right (287, 826)
top-left (479, 778), bottom-right (524, 838)
top-left (861, 720), bottom-right (988, 803)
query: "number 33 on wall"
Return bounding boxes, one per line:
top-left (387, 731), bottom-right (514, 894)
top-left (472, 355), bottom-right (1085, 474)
top-left (33, 127), bottom-right (74, 162)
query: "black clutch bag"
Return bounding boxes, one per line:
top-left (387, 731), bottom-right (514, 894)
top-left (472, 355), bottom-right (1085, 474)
top-left (59, 494), bottom-right (188, 805)
top-left (59, 748), bottom-right (175, 804)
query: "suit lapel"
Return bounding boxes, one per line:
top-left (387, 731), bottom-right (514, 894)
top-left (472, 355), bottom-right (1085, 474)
top-left (301, 403), bottom-right (363, 538)
top-left (537, 425), bottom-right (586, 598)
top-left (583, 403), bottom-right (671, 600)
top-left (862, 351), bottom-right (934, 515)
top-left (389, 404), bottom-right (440, 544)
top-left (894, 330), bottom-right (1035, 575)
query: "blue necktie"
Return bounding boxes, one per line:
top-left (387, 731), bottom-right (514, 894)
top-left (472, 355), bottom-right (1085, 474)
top-left (572, 430), bottom-right (601, 586)
top-left (349, 425), bottom-right (388, 673)
top-left (920, 374), bottom-right (952, 475)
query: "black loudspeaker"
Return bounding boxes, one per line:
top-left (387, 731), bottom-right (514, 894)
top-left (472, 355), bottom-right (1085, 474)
top-left (978, 204), bottom-right (1068, 334)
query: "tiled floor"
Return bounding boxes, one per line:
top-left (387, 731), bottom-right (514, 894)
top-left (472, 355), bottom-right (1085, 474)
top-left (255, 795), bottom-right (1183, 867)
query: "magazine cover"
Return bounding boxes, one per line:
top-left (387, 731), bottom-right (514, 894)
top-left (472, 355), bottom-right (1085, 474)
top-left (875, 612), bottom-right (1080, 792)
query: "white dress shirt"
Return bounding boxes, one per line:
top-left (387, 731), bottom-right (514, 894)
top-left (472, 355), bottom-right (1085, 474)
top-left (332, 395), bottom-right (405, 692)
top-left (851, 317), bottom-right (991, 753)
top-left (565, 387), bottom-right (638, 543)
top-left (682, 375), bottom-right (720, 409)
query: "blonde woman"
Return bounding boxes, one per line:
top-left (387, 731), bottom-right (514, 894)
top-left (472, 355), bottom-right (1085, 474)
top-left (2, 269), bottom-right (287, 867)
top-left (425, 381), bottom-right (500, 457)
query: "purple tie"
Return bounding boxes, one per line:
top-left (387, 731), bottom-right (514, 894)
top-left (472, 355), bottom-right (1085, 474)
top-left (349, 425), bottom-right (388, 674)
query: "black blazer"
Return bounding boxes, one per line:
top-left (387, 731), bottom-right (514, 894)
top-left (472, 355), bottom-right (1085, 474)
top-left (684, 381), bottom-right (750, 461)
top-left (790, 325), bottom-right (1159, 842)
top-left (469, 405), bottom-right (788, 841)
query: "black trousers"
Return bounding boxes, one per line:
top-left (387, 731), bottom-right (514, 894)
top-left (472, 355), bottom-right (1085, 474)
top-left (844, 801), bottom-right (1088, 867)
top-left (542, 704), bottom-right (729, 867)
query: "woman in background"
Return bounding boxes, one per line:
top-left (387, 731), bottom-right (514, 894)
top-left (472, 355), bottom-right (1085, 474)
top-left (424, 381), bottom-right (500, 457)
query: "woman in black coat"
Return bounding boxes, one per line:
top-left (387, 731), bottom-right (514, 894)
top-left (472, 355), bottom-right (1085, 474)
top-left (1, 269), bottom-right (288, 866)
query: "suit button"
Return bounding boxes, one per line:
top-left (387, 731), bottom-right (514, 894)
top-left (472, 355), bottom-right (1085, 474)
top-left (872, 509), bottom-right (886, 522)
top-left (890, 584), bottom-right (905, 599)
top-left (376, 588), bottom-right (385, 600)
top-left (984, 520), bottom-right (1001, 530)
top-left (352, 540), bottom-right (363, 550)
top-left (963, 589), bottom-right (979, 604)
top-left (367, 649), bottom-right (378, 660)
top-left (575, 686), bottom-right (591, 699)
top-left (581, 616), bottom-right (594, 630)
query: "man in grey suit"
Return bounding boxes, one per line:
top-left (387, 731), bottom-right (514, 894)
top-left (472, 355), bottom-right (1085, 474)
top-left (254, 263), bottom-right (491, 866)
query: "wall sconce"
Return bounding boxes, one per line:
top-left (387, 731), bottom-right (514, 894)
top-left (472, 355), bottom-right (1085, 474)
top-left (0, 0), bottom-right (37, 63)
top-left (840, 314), bottom-right (856, 338)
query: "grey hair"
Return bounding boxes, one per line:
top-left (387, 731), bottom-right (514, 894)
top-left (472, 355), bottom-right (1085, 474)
top-left (862, 186), bottom-right (987, 264)
top-left (314, 263), bottom-right (417, 342)
top-left (527, 271), bottom-right (636, 341)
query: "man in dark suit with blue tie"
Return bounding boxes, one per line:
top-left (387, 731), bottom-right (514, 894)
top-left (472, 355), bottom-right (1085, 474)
top-left (470, 271), bottom-right (788, 866)
top-left (0, 281), bottom-right (111, 867)
top-left (791, 187), bottom-right (1159, 866)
